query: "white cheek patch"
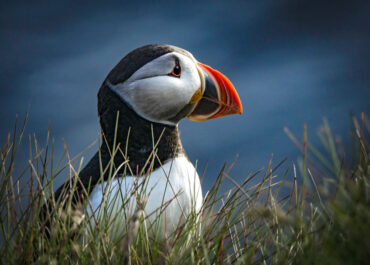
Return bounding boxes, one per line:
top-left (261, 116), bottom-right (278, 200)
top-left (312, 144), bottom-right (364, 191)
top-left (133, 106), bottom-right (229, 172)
top-left (128, 77), bottom-right (187, 120)
top-left (108, 52), bottom-right (201, 125)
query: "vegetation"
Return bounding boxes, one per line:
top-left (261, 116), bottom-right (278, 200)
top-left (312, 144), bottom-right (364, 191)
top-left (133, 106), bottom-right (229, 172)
top-left (0, 113), bottom-right (369, 264)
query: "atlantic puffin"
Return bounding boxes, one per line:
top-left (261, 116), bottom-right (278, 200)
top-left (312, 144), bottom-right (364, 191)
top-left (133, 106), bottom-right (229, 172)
top-left (51, 44), bottom-right (242, 239)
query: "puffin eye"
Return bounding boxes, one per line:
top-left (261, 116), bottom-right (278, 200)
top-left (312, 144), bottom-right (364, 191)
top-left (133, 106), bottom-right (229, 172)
top-left (170, 60), bottom-right (181, 77)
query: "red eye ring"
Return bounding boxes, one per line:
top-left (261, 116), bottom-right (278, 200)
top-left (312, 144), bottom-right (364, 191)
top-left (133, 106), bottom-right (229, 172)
top-left (170, 62), bottom-right (181, 77)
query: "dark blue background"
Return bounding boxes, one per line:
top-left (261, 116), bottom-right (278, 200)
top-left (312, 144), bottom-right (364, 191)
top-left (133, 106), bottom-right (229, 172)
top-left (1, 0), bottom-right (369, 189)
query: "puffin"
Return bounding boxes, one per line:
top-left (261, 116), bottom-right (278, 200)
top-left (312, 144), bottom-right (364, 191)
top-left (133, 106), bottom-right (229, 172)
top-left (51, 44), bottom-right (242, 240)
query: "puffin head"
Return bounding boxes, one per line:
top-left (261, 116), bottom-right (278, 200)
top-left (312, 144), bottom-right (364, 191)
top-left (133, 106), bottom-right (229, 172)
top-left (99, 44), bottom-right (242, 126)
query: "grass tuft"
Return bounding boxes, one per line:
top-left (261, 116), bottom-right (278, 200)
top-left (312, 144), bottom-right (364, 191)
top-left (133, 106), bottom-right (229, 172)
top-left (0, 113), bottom-right (369, 264)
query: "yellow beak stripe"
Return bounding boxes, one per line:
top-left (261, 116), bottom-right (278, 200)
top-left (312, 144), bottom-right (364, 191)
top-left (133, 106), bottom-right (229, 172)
top-left (189, 88), bottom-right (203, 104)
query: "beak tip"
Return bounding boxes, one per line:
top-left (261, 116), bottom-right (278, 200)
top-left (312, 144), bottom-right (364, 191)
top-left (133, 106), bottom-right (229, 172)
top-left (233, 94), bottom-right (243, 115)
top-left (233, 108), bottom-right (243, 116)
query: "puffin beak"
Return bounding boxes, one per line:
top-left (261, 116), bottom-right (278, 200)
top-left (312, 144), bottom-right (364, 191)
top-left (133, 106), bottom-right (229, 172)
top-left (187, 62), bottom-right (243, 121)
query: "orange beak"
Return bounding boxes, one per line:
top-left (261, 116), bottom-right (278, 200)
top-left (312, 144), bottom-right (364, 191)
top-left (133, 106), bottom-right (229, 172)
top-left (187, 62), bottom-right (243, 121)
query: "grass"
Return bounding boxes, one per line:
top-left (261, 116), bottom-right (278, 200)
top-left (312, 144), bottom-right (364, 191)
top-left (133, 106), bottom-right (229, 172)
top-left (0, 113), bottom-right (369, 264)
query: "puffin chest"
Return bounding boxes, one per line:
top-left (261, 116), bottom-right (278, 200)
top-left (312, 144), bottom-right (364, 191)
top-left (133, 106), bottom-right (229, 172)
top-left (87, 156), bottom-right (203, 238)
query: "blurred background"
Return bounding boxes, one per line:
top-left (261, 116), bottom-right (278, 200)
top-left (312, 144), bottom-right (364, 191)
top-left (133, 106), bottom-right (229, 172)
top-left (1, 0), bottom-right (369, 190)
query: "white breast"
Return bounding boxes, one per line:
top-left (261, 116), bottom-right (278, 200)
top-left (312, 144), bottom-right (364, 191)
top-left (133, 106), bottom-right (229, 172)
top-left (87, 155), bottom-right (203, 240)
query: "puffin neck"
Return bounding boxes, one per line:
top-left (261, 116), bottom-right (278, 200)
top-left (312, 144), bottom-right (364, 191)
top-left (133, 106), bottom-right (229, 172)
top-left (98, 84), bottom-right (185, 176)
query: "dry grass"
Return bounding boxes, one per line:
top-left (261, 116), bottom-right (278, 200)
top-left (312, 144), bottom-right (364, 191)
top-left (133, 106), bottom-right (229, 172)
top-left (0, 113), bottom-right (369, 264)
